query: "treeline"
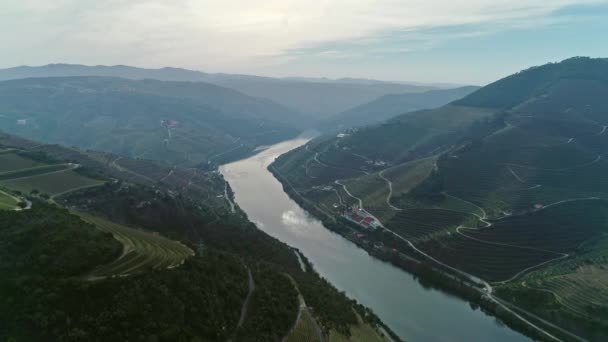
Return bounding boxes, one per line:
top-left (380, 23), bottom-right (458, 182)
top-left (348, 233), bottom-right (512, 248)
top-left (0, 202), bottom-right (121, 278)
top-left (0, 203), bottom-right (252, 341)
top-left (2, 250), bottom-right (250, 341)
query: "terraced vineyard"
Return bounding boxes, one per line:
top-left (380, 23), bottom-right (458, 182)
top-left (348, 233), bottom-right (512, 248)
top-left (382, 156), bottom-right (437, 195)
top-left (540, 266), bottom-right (608, 317)
top-left (460, 200), bottom-right (607, 253)
top-left (419, 233), bottom-right (558, 282)
top-left (272, 58), bottom-right (608, 340)
top-left (386, 208), bottom-right (475, 242)
top-left (79, 213), bottom-right (194, 278)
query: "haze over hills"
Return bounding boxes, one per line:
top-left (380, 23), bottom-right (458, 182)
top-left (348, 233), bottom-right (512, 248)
top-left (0, 63), bottom-right (447, 118)
top-left (319, 85), bottom-right (480, 131)
top-left (4, 0), bottom-right (608, 340)
top-left (0, 76), bottom-right (302, 166)
top-left (272, 57), bottom-right (608, 341)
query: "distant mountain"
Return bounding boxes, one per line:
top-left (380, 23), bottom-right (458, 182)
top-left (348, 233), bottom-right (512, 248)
top-left (211, 78), bottom-right (438, 119)
top-left (0, 76), bottom-right (301, 166)
top-left (319, 86), bottom-right (479, 131)
top-left (0, 64), bottom-right (442, 118)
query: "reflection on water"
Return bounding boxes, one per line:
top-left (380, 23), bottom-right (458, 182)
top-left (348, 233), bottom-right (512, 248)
top-left (220, 136), bottom-right (530, 342)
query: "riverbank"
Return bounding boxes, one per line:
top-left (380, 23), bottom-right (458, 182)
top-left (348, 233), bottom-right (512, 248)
top-left (268, 161), bottom-right (572, 342)
top-left (221, 137), bottom-right (531, 342)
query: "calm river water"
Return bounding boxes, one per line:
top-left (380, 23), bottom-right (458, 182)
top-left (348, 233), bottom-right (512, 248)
top-left (220, 136), bottom-right (530, 342)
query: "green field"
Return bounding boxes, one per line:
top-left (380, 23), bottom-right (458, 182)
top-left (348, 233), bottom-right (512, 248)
top-left (286, 309), bottom-right (322, 342)
top-left (328, 311), bottom-right (389, 342)
top-left (78, 213), bottom-right (194, 278)
top-left (0, 190), bottom-right (19, 210)
top-left (0, 169), bottom-right (103, 197)
top-left (0, 153), bottom-right (43, 173)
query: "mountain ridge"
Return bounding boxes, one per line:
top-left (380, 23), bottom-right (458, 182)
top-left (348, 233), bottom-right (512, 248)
top-left (0, 63), bottom-right (456, 118)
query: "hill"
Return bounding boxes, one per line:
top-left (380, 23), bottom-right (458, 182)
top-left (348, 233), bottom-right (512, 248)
top-left (271, 57), bottom-right (608, 341)
top-left (211, 78), bottom-right (439, 118)
top-left (0, 132), bottom-right (398, 342)
top-left (319, 86), bottom-right (480, 131)
top-left (0, 76), bottom-right (302, 166)
top-left (0, 63), bottom-right (441, 118)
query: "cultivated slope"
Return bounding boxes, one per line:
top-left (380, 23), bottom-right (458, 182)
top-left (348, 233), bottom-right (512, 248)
top-left (272, 57), bottom-right (608, 341)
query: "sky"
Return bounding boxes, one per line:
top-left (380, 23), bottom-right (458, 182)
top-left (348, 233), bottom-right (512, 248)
top-left (2, 0), bottom-right (608, 85)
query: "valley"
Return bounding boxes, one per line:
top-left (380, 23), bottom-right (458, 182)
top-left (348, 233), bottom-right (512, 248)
top-left (0, 133), bottom-right (397, 342)
top-left (3, 2), bottom-right (607, 341)
top-left (221, 136), bottom-right (529, 342)
top-left (1, 57), bottom-right (607, 341)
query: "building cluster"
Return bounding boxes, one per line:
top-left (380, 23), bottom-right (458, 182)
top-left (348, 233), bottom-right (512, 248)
top-left (343, 207), bottom-right (382, 230)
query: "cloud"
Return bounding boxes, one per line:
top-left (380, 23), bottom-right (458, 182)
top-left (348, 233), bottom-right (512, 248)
top-left (0, 0), bottom-right (606, 73)
top-left (281, 210), bottom-right (308, 227)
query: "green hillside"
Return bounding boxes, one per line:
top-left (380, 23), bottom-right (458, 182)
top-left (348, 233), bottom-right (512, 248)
top-left (271, 57), bottom-right (608, 341)
top-left (0, 77), bottom-right (301, 167)
top-left (320, 86), bottom-right (479, 131)
top-left (0, 134), bottom-right (397, 342)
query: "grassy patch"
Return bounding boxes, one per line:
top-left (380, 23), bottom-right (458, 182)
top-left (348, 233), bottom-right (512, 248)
top-left (0, 190), bottom-right (19, 210)
top-left (286, 309), bottom-right (322, 342)
top-left (0, 153), bottom-right (42, 173)
top-left (328, 311), bottom-right (389, 342)
top-left (0, 169), bottom-right (103, 196)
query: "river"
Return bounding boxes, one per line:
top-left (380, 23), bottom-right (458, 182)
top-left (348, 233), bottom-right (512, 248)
top-left (220, 136), bottom-right (530, 342)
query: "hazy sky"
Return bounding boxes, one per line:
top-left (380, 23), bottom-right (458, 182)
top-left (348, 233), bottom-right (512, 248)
top-left (2, 0), bottom-right (608, 84)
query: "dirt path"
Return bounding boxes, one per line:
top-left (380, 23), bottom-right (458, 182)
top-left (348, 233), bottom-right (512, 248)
top-left (0, 189), bottom-right (30, 211)
top-left (335, 180), bottom-right (363, 208)
top-left (236, 266), bottom-right (256, 330)
top-left (294, 250), bottom-right (307, 272)
top-left (347, 182), bottom-right (571, 340)
top-left (504, 154), bottom-right (601, 172)
top-left (159, 167), bottom-right (175, 182)
top-left (306, 145), bottom-right (369, 175)
top-left (110, 157), bottom-right (156, 183)
top-left (378, 170), bottom-right (403, 211)
top-left (224, 181), bottom-right (236, 213)
top-left (283, 275), bottom-right (324, 342)
top-left (507, 166), bottom-right (526, 183)
top-left (381, 222), bottom-right (565, 341)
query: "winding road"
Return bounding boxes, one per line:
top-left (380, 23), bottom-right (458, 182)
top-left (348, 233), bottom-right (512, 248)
top-left (335, 179), bottom-right (362, 208)
top-left (337, 176), bottom-right (588, 341)
top-left (378, 170), bottom-right (403, 211)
